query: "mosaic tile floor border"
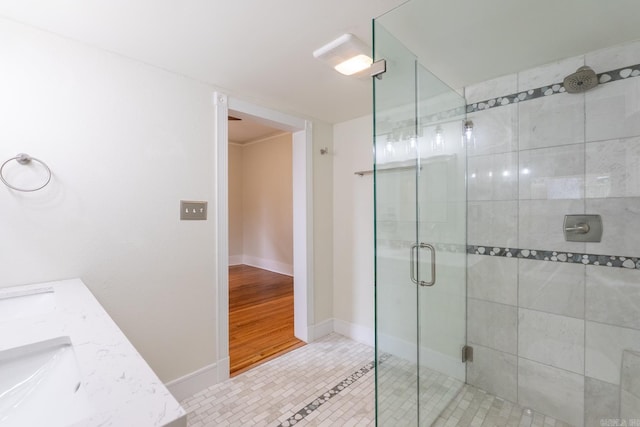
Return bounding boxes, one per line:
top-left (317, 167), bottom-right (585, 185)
top-left (275, 359), bottom-right (376, 426)
top-left (181, 334), bottom-right (569, 426)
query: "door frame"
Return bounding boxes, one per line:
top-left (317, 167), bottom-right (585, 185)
top-left (213, 92), bottom-right (314, 381)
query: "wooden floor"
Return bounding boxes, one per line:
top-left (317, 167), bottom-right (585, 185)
top-left (229, 264), bottom-right (305, 376)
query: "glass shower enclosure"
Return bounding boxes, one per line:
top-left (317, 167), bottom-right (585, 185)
top-left (373, 15), bottom-right (468, 426)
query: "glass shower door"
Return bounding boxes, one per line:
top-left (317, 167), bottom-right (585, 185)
top-left (374, 20), bottom-right (421, 426)
top-left (414, 61), bottom-right (468, 424)
top-left (374, 18), bottom-right (467, 427)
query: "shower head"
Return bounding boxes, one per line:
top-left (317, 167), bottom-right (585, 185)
top-left (563, 66), bottom-right (598, 93)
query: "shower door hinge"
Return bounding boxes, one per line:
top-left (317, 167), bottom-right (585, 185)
top-left (462, 345), bottom-right (473, 363)
top-left (370, 59), bottom-right (387, 79)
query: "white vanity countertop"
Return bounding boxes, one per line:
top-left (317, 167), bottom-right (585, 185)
top-left (0, 278), bottom-right (186, 427)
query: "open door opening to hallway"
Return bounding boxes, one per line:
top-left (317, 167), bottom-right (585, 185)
top-left (227, 116), bottom-right (304, 375)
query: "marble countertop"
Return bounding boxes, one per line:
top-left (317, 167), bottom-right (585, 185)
top-left (0, 278), bottom-right (186, 427)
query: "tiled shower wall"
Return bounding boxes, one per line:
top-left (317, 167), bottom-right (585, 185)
top-left (464, 40), bottom-right (640, 427)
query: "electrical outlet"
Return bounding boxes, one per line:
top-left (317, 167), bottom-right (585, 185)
top-left (180, 200), bottom-right (208, 220)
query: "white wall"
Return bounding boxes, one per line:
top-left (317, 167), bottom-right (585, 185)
top-left (313, 122), bottom-right (335, 325)
top-left (0, 18), bottom-right (217, 382)
top-left (228, 143), bottom-right (244, 261)
top-left (0, 16), bottom-right (337, 387)
top-left (237, 133), bottom-right (293, 275)
top-left (332, 115), bottom-right (374, 340)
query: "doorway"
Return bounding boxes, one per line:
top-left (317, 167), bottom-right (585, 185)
top-left (227, 118), bottom-right (304, 375)
top-left (213, 93), bottom-right (313, 381)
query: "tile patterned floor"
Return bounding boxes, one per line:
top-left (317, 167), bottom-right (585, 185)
top-left (181, 334), bottom-right (569, 427)
top-left (432, 386), bottom-right (572, 427)
top-left (376, 352), bottom-right (464, 426)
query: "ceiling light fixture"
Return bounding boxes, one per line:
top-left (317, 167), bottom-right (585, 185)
top-left (313, 33), bottom-right (373, 76)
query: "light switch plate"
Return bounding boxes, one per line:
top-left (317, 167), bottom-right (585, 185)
top-left (180, 200), bottom-right (208, 220)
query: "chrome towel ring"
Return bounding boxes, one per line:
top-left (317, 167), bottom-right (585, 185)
top-left (0, 153), bottom-right (52, 192)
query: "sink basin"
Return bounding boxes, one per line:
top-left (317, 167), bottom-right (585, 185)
top-left (0, 337), bottom-right (93, 427)
top-left (0, 287), bottom-right (55, 323)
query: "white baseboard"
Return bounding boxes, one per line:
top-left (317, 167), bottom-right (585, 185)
top-left (165, 362), bottom-right (219, 402)
top-left (310, 318), bottom-right (334, 341)
top-left (377, 332), bottom-right (415, 363)
top-left (308, 318), bottom-right (374, 347)
top-left (420, 345), bottom-right (465, 380)
top-left (242, 255), bottom-right (293, 276)
top-left (166, 320), bottom-right (374, 402)
top-left (217, 356), bottom-right (230, 383)
top-left (333, 318), bottom-right (374, 347)
top-left (378, 332), bottom-right (465, 380)
top-left (229, 255), bottom-right (293, 276)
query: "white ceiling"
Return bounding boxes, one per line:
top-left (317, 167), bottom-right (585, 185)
top-left (1, 0), bottom-right (640, 124)
top-left (378, 0), bottom-right (640, 93)
top-left (228, 118), bottom-right (284, 145)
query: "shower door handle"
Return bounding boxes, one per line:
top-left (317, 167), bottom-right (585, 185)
top-left (410, 243), bottom-right (419, 285)
top-left (420, 243), bottom-right (436, 287)
top-left (409, 243), bottom-right (436, 287)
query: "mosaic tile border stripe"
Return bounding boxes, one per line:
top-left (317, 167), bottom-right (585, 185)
top-left (382, 62), bottom-right (640, 134)
top-left (466, 63), bottom-right (640, 114)
top-left (467, 245), bottom-right (640, 270)
top-left (275, 360), bottom-right (375, 426)
top-left (378, 239), bottom-right (640, 270)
